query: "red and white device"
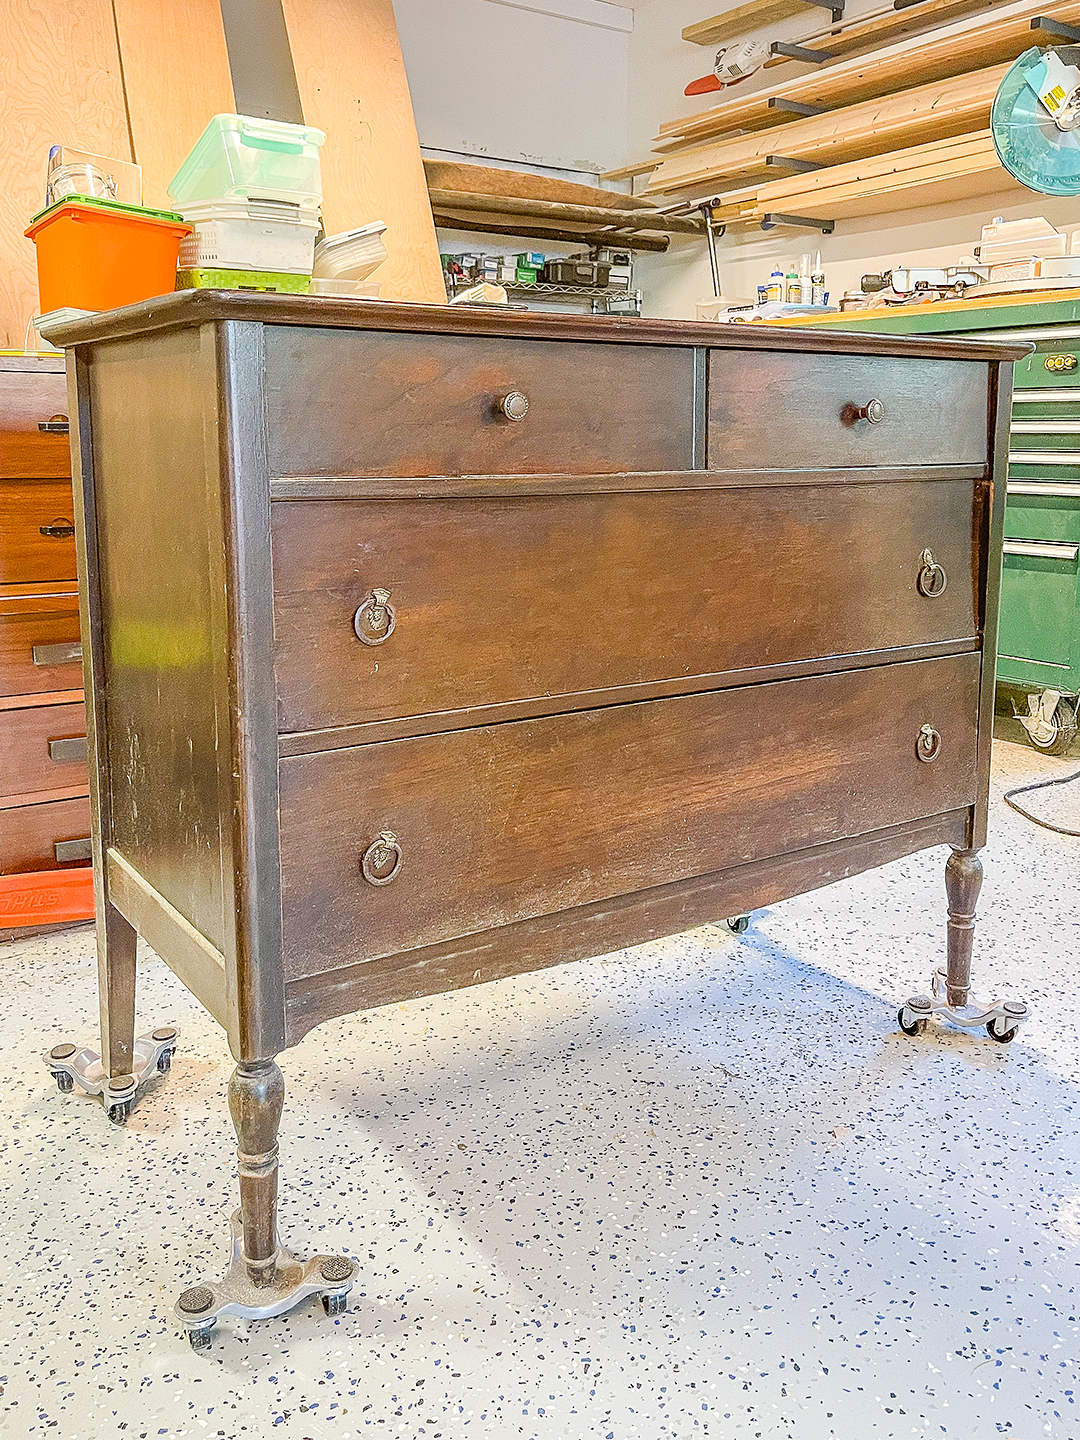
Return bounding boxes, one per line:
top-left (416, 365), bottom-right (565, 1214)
top-left (685, 40), bottom-right (769, 96)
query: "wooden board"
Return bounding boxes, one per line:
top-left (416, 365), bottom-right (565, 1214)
top-left (646, 62), bottom-right (1008, 194)
top-left (683, 0), bottom-right (820, 46)
top-left (655, 0), bottom-right (1080, 151)
top-left (0, 0), bottom-right (131, 349)
top-left (112, 0), bottom-right (236, 209)
top-left (281, 0), bottom-right (445, 305)
top-left (424, 160), bottom-right (659, 212)
top-left (762, 0), bottom-right (1001, 66)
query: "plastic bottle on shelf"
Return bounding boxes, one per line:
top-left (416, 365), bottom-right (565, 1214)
top-left (798, 253), bottom-right (813, 305)
top-left (785, 261), bottom-right (799, 304)
top-left (812, 251), bottom-right (826, 306)
top-left (767, 265), bottom-right (784, 302)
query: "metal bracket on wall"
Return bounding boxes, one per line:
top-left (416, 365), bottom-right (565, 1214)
top-left (767, 97), bottom-right (830, 116)
top-left (770, 40), bottom-right (837, 62)
top-left (765, 155), bottom-right (827, 174)
top-left (760, 213), bottom-right (836, 234)
top-left (1030, 14), bottom-right (1080, 40)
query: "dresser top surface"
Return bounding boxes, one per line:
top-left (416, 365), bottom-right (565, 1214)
top-left (48, 291), bottom-right (1031, 363)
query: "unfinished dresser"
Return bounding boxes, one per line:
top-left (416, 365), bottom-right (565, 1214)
top-left (48, 294), bottom-right (1027, 1348)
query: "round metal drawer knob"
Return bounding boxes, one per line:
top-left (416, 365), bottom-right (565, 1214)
top-left (354, 588), bottom-right (396, 646)
top-left (498, 391), bottom-right (530, 421)
top-left (916, 723), bottom-right (942, 763)
top-left (916, 548), bottom-right (948, 598)
top-left (856, 398), bottom-right (885, 424)
top-left (361, 830), bottom-right (403, 886)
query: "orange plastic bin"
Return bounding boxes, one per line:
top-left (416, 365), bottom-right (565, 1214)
top-left (25, 196), bottom-right (191, 315)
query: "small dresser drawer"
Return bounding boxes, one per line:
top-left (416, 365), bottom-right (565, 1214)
top-left (0, 795), bottom-right (91, 874)
top-left (0, 605), bottom-right (82, 698)
top-left (264, 328), bottom-right (694, 477)
top-left (0, 428), bottom-right (71, 479)
top-left (0, 701), bottom-right (87, 801)
top-left (273, 479), bottom-right (978, 732)
top-left (0, 479), bottom-right (78, 585)
top-left (279, 652), bottom-right (980, 979)
top-left (708, 351), bottom-right (989, 470)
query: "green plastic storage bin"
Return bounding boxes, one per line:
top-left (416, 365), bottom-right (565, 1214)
top-left (168, 114), bottom-right (325, 208)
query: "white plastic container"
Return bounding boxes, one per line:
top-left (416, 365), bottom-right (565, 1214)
top-left (177, 197), bottom-right (320, 275)
top-left (312, 222), bottom-right (388, 282)
top-left (168, 114), bottom-right (324, 207)
top-left (309, 278), bottom-right (382, 298)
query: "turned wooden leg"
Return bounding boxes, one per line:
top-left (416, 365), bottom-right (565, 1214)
top-left (229, 1059), bottom-right (284, 1285)
top-left (98, 899), bottom-right (137, 1079)
top-left (945, 848), bottom-right (983, 1009)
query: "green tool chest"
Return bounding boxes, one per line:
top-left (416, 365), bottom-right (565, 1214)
top-left (780, 296), bottom-right (1080, 752)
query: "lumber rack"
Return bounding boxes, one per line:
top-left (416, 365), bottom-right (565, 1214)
top-left (428, 187), bottom-right (706, 254)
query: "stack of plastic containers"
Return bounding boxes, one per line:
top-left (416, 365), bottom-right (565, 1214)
top-left (311, 221), bottom-right (389, 297)
top-left (168, 114), bottom-right (325, 294)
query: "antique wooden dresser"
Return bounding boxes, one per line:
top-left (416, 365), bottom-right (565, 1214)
top-left (0, 354), bottom-right (90, 926)
top-left (47, 294), bottom-right (1026, 1348)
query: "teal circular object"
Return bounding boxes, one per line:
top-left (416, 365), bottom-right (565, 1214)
top-left (992, 48), bottom-right (1080, 195)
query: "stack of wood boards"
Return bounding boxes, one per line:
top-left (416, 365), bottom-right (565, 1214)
top-left (425, 160), bottom-right (703, 252)
top-left (759, 0), bottom-right (1003, 67)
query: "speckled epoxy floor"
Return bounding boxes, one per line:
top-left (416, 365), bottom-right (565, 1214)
top-left (0, 738), bottom-right (1077, 1440)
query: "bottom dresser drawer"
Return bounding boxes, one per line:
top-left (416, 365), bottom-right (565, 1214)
top-left (280, 652), bottom-right (981, 980)
top-left (0, 796), bottom-right (92, 874)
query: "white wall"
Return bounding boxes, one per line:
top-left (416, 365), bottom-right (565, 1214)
top-left (394, 0), bottom-right (633, 173)
top-left (628, 0), bottom-right (1080, 317)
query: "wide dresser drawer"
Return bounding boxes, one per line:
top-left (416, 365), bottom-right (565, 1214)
top-left (0, 701), bottom-right (87, 801)
top-left (264, 328), bottom-right (695, 477)
top-left (0, 604), bottom-right (82, 698)
top-left (273, 479), bottom-right (979, 732)
top-left (0, 795), bottom-right (91, 874)
top-left (0, 479), bottom-right (78, 585)
top-left (279, 652), bottom-right (980, 979)
top-left (708, 351), bottom-right (989, 470)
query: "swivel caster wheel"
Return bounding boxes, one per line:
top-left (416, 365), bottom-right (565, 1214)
top-left (54, 1071), bottom-right (74, 1093)
top-left (106, 1101), bottom-right (132, 1126)
top-left (986, 1017), bottom-right (1019, 1044)
top-left (725, 915), bottom-right (750, 935)
top-left (897, 1008), bottom-right (929, 1036)
top-left (321, 1291), bottom-right (348, 1317)
top-left (157, 1047), bottom-right (175, 1074)
top-left (187, 1323), bottom-right (215, 1353)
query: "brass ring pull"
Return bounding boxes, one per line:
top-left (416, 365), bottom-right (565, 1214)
top-left (916, 723), bottom-right (942, 763)
top-left (361, 830), bottom-right (403, 886)
top-left (497, 391), bottom-right (529, 422)
top-left (354, 588), bottom-right (396, 646)
top-left (917, 548), bottom-right (948, 598)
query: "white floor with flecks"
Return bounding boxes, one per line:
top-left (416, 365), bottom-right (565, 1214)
top-left (0, 739), bottom-right (1077, 1440)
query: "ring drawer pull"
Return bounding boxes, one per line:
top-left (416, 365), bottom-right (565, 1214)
top-left (361, 830), bottom-right (403, 886)
top-left (916, 548), bottom-right (948, 598)
top-left (916, 723), bottom-right (942, 763)
top-left (39, 519), bottom-right (76, 538)
top-left (353, 588), bottom-right (396, 646)
top-left (497, 391), bottom-right (529, 422)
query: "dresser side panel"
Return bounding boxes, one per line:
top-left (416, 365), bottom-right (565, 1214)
top-left (86, 328), bottom-right (233, 955)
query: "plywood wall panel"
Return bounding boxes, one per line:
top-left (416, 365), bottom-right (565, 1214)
top-left (0, 0), bottom-right (131, 348)
top-left (112, 0), bottom-right (236, 209)
top-left (281, 0), bottom-right (445, 304)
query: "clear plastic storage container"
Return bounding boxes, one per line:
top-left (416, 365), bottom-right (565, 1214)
top-left (177, 197), bottom-right (320, 275)
top-left (312, 222), bottom-right (388, 282)
top-left (168, 114), bottom-right (325, 207)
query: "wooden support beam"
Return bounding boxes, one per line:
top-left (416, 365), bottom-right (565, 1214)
top-left (426, 188), bottom-right (705, 235)
top-left (431, 214), bottom-right (671, 252)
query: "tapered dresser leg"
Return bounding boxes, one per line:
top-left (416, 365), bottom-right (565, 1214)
top-left (42, 898), bottom-right (178, 1122)
top-left (898, 846), bottom-right (1029, 1043)
top-left (174, 1059), bottom-right (357, 1352)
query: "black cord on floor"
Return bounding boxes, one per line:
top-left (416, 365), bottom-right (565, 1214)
top-left (1003, 766), bottom-right (1080, 837)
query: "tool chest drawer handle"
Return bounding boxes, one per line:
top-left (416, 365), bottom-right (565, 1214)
top-left (843, 398), bottom-right (885, 425)
top-left (361, 830), bottom-right (403, 886)
top-left (39, 520), bottom-right (76, 539)
top-left (353, 588), bottom-right (396, 646)
top-left (54, 837), bottom-right (92, 863)
top-left (48, 736), bottom-right (87, 763)
top-left (496, 391), bottom-right (530, 422)
top-left (32, 640), bottom-right (82, 666)
top-left (916, 723), bottom-right (941, 763)
top-left (916, 549), bottom-right (948, 598)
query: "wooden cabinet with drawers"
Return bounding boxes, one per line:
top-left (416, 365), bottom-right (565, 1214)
top-left (0, 356), bottom-right (89, 888)
top-left (52, 294), bottom-right (1024, 1343)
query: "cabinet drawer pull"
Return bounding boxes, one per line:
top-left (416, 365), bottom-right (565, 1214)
top-left (54, 837), bottom-right (92, 863)
top-left (361, 830), bottom-right (403, 886)
top-left (916, 548), bottom-right (948, 598)
top-left (33, 640), bottom-right (82, 666)
top-left (353, 588), bottom-right (396, 646)
top-left (497, 391), bottom-right (530, 422)
top-left (916, 723), bottom-right (941, 763)
top-left (48, 736), bottom-right (87, 763)
top-left (844, 398), bottom-right (885, 425)
top-left (39, 519), bottom-right (75, 538)
top-left (38, 416), bottom-right (70, 434)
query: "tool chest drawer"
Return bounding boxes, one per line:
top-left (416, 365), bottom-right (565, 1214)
top-left (707, 351), bottom-right (989, 470)
top-left (0, 795), bottom-right (91, 874)
top-left (278, 651), bottom-right (981, 978)
top-left (264, 327), bottom-right (695, 477)
top-left (272, 478), bottom-right (980, 732)
top-left (0, 478), bottom-right (78, 585)
top-left (0, 700), bottom-right (87, 801)
top-left (0, 602), bottom-right (82, 698)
